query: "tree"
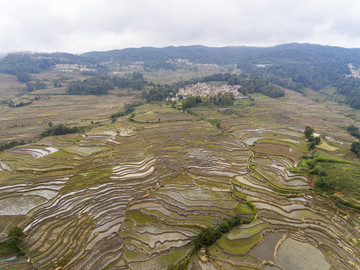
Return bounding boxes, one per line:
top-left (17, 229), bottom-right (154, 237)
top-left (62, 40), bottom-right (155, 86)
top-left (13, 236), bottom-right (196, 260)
top-left (228, 214), bottom-right (241, 227)
top-left (16, 72), bottom-right (31, 82)
top-left (351, 142), bottom-right (360, 157)
top-left (26, 82), bottom-right (35, 92)
top-left (53, 79), bottom-right (62, 87)
top-left (40, 124), bottom-right (81, 138)
top-left (308, 141), bottom-right (316, 150)
top-left (304, 126), bottom-right (314, 139)
top-left (193, 227), bottom-right (216, 250)
top-left (218, 220), bottom-right (230, 234)
top-left (7, 226), bottom-right (24, 253)
top-left (347, 125), bottom-right (360, 139)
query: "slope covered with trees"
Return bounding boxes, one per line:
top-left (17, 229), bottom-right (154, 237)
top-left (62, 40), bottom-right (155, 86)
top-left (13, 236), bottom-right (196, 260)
top-left (2, 43), bottom-right (360, 106)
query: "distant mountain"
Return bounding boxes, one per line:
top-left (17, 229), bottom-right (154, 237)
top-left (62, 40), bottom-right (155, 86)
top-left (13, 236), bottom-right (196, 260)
top-left (2, 43), bottom-right (360, 103)
top-left (81, 43), bottom-right (360, 66)
top-left (2, 43), bottom-right (360, 73)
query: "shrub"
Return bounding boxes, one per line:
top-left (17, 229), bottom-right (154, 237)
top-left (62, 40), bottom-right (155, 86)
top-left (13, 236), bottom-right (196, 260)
top-left (40, 124), bottom-right (81, 138)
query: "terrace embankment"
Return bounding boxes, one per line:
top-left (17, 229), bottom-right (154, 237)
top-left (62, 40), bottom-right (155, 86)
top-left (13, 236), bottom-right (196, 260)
top-left (0, 91), bottom-right (359, 269)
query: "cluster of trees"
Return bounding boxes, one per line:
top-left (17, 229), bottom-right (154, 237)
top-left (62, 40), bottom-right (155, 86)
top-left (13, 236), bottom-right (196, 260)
top-left (0, 53), bottom-right (54, 75)
top-left (335, 77), bottom-right (360, 109)
top-left (67, 72), bottom-right (147, 95)
top-left (0, 140), bottom-right (25, 152)
top-left (67, 77), bottom-right (115, 95)
top-left (8, 100), bottom-right (32, 108)
top-left (345, 125), bottom-right (360, 157)
top-left (16, 72), bottom-right (31, 82)
top-left (193, 214), bottom-right (242, 250)
top-left (304, 126), bottom-right (321, 150)
top-left (181, 92), bottom-right (235, 111)
top-left (111, 72), bottom-right (146, 90)
top-left (141, 84), bottom-right (176, 102)
top-left (110, 102), bottom-right (143, 122)
top-left (0, 226), bottom-right (25, 255)
top-left (26, 79), bottom-right (47, 91)
top-left (347, 124), bottom-right (360, 139)
top-left (351, 142), bottom-right (360, 157)
top-left (40, 124), bottom-right (82, 138)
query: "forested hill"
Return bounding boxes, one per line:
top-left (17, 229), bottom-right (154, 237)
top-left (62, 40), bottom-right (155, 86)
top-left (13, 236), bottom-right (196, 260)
top-left (82, 44), bottom-right (360, 107)
top-left (2, 43), bottom-right (360, 73)
top-left (2, 43), bottom-right (360, 107)
top-left (82, 43), bottom-right (360, 66)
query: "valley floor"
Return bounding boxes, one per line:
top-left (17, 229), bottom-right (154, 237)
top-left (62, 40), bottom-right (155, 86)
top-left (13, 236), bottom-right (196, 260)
top-left (0, 88), bottom-right (359, 269)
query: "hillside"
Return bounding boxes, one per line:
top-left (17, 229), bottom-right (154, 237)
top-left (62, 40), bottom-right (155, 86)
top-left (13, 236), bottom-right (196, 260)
top-left (0, 45), bottom-right (360, 269)
top-left (2, 43), bottom-right (360, 106)
top-left (1, 89), bottom-right (360, 269)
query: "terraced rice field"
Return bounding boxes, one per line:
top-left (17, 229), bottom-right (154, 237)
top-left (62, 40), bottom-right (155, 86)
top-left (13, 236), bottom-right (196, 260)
top-left (0, 90), bottom-right (360, 269)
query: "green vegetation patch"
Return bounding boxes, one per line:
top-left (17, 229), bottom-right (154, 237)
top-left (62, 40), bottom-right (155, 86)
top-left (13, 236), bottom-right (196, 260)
top-left (233, 202), bottom-right (253, 216)
top-left (227, 220), bottom-right (271, 240)
top-left (126, 210), bottom-right (158, 225)
top-left (63, 145), bottom-right (109, 157)
top-left (61, 166), bottom-right (112, 193)
top-left (217, 232), bottom-right (263, 254)
top-left (314, 162), bottom-right (360, 202)
top-left (144, 209), bottom-right (218, 227)
top-left (123, 249), bottom-right (149, 262)
top-left (0, 226), bottom-right (24, 257)
top-left (296, 151), bottom-right (360, 208)
top-left (130, 246), bottom-right (190, 270)
top-left (162, 174), bottom-right (194, 184)
top-left (0, 241), bottom-right (17, 258)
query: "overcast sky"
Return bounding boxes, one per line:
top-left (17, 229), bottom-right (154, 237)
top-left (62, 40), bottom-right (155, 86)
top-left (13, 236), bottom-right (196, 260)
top-left (1, 0), bottom-right (360, 53)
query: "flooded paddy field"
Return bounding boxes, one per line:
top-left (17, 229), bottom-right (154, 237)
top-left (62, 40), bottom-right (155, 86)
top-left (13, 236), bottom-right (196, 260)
top-left (0, 91), bottom-right (359, 269)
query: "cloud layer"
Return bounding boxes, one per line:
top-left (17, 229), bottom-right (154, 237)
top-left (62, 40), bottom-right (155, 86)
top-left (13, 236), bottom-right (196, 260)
top-left (1, 0), bottom-right (360, 53)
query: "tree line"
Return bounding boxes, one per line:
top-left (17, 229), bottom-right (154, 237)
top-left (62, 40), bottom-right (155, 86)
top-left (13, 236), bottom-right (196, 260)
top-left (304, 126), bottom-right (321, 150)
top-left (193, 200), bottom-right (257, 251)
top-left (334, 77), bottom-right (360, 109)
top-left (347, 124), bottom-right (360, 157)
top-left (0, 226), bottom-right (25, 255)
top-left (141, 84), bottom-right (177, 102)
top-left (181, 92), bottom-right (235, 111)
top-left (110, 101), bottom-right (143, 122)
top-left (66, 72), bottom-right (147, 95)
top-left (40, 124), bottom-right (83, 138)
top-left (141, 73), bottom-right (284, 103)
top-left (0, 140), bottom-right (25, 152)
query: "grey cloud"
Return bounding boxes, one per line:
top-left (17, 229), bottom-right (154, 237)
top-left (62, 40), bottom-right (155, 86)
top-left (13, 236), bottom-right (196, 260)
top-left (1, 0), bottom-right (360, 53)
